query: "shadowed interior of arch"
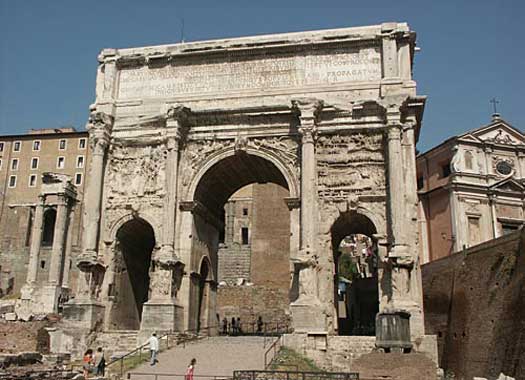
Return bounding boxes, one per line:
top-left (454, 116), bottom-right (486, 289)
top-left (331, 212), bottom-right (379, 336)
top-left (190, 152), bottom-right (291, 332)
top-left (109, 218), bottom-right (155, 330)
top-left (194, 153), bottom-right (289, 220)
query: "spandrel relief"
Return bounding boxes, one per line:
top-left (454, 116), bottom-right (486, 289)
top-left (316, 133), bottom-right (385, 200)
top-left (106, 144), bottom-right (167, 205)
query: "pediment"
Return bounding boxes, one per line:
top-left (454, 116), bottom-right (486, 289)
top-left (491, 178), bottom-right (525, 193)
top-left (471, 122), bottom-right (525, 145)
top-left (458, 134), bottom-right (482, 143)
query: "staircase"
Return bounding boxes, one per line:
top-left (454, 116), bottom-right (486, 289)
top-left (127, 336), bottom-right (270, 380)
top-left (93, 330), bottom-right (139, 358)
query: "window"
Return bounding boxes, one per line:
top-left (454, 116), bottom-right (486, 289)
top-left (11, 158), bottom-right (19, 171)
top-left (441, 162), bottom-right (451, 178)
top-left (464, 151), bottom-right (473, 170)
top-left (496, 161), bottom-right (513, 176)
top-left (502, 223), bottom-right (520, 235)
top-left (242, 207), bottom-right (248, 216)
top-left (13, 141), bottom-right (21, 152)
top-left (29, 174), bottom-right (37, 187)
top-left (8, 175), bottom-right (16, 188)
top-left (40, 261), bottom-right (46, 269)
top-left (76, 155), bottom-right (84, 168)
top-left (32, 140), bottom-right (41, 151)
top-left (58, 139), bottom-right (66, 150)
top-left (57, 156), bottom-right (65, 169)
top-left (0, 142), bottom-right (4, 152)
top-left (31, 157), bottom-right (39, 170)
top-left (79, 138), bottom-right (86, 149)
top-left (468, 216), bottom-right (481, 247)
top-left (241, 227), bottom-right (249, 245)
top-left (417, 176), bottom-right (424, 190)
top-left (75, 173), bottom-right (83, 185)
top-left (42, 209), bottom-right (57, 246)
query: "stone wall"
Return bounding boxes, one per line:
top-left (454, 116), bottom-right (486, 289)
top-left (422, 229), bottom-right (525, 380)
top-left (216, 285), bottom-right (290, 331)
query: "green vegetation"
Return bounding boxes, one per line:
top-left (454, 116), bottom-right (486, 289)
top-left (270, 347), bottom-right (324, 372)
top-left (338, 254), bottom-right (359, 282)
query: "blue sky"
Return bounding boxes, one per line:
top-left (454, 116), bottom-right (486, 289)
top-left (0, 0), bottom-right (523, 151)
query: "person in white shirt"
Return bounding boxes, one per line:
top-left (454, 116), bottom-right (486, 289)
top-left (148, 332), bottom-right (160, 365)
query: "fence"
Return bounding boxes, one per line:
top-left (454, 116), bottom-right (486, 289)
top-left (233, 370), bottom-right (359, 380)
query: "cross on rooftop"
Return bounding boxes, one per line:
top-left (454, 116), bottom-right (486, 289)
top-left (490, 97), bottom-right (500, 114)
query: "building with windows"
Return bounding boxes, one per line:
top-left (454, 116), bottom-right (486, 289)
top-left (0, 127), bottom-right (88, 297)
top-left (417, 114), bottom-right (525, 263)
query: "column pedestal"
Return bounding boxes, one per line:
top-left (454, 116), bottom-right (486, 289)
top-left (140, 301), bottom-right (184, 333)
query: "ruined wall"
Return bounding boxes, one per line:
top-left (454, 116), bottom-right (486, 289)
top-left (422, 229), bottom-right (525, 380)
top-left (216, 285), bottom-right (290, 331)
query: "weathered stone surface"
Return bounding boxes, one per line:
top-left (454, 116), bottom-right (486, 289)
top-left (422, 229), bottom-right (525, 380)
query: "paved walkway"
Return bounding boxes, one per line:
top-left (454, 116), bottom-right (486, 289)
top-left (127, 336), bottom-right (271, 380)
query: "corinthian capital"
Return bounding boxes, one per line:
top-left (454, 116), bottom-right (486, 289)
top-left (86, 111), bottom-right (113, 155)
top-left (166, 105), bottom-right (191, 146)
top-left (292, 98), bottom-right (323, 144)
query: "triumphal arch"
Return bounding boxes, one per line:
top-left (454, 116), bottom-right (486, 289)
top-left (64, 23), bottom-right (428, 346)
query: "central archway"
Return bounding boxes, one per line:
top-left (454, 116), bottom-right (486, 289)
top-left (187, 151), bottom-right (293, 333)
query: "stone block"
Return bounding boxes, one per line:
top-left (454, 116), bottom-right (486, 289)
top-left (5, 312), bottom-right (17, 321)
top-left (140, 301), bottom-right (184, 332)
top-left (62, 301), bottom-right (105, 329)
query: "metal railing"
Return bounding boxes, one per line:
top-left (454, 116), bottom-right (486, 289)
top-left (233, 370), bottom-right (360, 380)
top-left (264, 335), bottom-right (283, 369)
top-left (127, 373), bottom-right (232, 380)
top-left (106, 325), bottom-right (219, 379)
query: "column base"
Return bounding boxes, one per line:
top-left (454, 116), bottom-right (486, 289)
top-left (62, 299), bottom-right (105, 330)
top-left (291, 298), bottom-right (326, 333)
top-left (140, 300), bottom-right (184, 333)
top-left (15, 285), bottom-right (62, 318)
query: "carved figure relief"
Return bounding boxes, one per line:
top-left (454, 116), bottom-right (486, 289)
top-left (316, 133), bottom-right (385, 200)
top-left (106, 144), bottom-right (166, 205)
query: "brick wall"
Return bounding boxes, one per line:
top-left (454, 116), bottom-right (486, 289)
top-left (216, 285), bottom-right (290, 331)
top-left (422, 228), bottom-right (525, 380)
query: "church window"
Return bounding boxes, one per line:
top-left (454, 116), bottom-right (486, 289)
top-left (496, 161), bottom-right (512, 175)
top-left (441, 162), bottom-right (451, 178)
top-left (464, 151), bottom-right (473, 170)
top-left (241, 227), bottom-right (249, 245)
top-left (242, 208), bottom-right (248, 216)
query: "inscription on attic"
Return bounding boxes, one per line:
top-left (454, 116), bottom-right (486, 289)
top-left (117, 47), bottom-right (381, 98)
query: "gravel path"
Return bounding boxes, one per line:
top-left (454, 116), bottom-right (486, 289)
top-left (127, 336), bottom-right (272, 380)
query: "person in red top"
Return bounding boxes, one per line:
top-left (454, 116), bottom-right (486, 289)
top-left (185, 358), bottom-right (196, 380)
top-left (82, 349), bottom-right (94, 379)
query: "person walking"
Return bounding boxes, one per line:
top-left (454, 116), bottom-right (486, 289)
top-left (94, 347), bottom-right (105, 376)
top-left (148, 332), bottom-right (160, 366)
top-left (185, 358), bottom-right (196, 380)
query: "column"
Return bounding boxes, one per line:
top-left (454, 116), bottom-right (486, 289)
top-left (48, 196), bottom-right (68, 285)
top-left (82, 111), bottom-right (112, 259)
top-left (387, 124), bottom-right (408, 253)
top-left (25, 196), bottom-right (45, 286)
top-left (489, 194), bottom-right (499, 239)
top-left (61, 207), bottom-right (75, 289)
top-left (160, 105), bottom-right (190, 258)
top-left (295, 99), bottom-right (323, 254)
top-left (290, 99), bottom-right (325, 333)
top-left (141, 106), bottom-right (189, 333)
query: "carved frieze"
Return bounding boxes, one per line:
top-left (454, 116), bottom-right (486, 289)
top-left (106, 143), bottom-right (167, 207)
top-left (316, 133), bottom-right (385, 200)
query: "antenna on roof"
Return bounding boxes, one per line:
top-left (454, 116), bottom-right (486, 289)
top-left (180, 18), bottom-right (185, 43)
top-left (490, 98), bottom-right (501, 121)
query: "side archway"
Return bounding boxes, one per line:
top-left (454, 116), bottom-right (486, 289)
top-left (331, 211), bottom-right (379, 336)
top-left (107, 217), bottom-right (156, 330)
